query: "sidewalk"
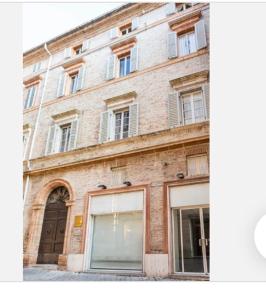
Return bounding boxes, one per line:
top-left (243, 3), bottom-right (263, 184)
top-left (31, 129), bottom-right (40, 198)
top-left (23, 267), bottom-right (176, 281)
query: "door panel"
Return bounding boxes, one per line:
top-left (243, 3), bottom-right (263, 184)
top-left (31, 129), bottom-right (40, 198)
top-left (37, 188), bottom-right (68, 264)
top-left (173, 206), bottom-right (209, 274)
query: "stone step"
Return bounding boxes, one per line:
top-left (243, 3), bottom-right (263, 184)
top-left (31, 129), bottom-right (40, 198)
top-left (31, 264), bottom-right (58, 271)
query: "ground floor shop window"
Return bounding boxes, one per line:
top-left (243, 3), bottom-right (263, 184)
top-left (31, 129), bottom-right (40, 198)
top-left (172, 206), bottom-right (209, 274)
top-left (90, 211), bottom-right (143, 270)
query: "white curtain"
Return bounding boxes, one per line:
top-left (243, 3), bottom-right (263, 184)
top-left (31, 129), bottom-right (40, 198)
top-left (90, 212), bottom-right (143, 270)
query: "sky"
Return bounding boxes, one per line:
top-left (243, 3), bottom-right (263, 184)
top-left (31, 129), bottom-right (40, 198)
top-left (23, 2), bottom-right (126, 51)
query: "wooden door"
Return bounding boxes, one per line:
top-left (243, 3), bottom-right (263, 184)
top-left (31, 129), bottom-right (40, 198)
top-left (37, 187), bottom-right (69, 264)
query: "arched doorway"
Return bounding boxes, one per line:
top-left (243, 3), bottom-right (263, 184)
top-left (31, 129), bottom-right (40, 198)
top-left (37, 186), bottom-right (69, 264)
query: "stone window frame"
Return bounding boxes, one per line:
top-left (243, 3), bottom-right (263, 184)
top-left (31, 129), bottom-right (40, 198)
top-left (169, 70), bottom-right (209, 127)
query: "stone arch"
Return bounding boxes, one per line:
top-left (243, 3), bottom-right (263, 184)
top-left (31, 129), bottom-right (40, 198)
top-left (24, 179), bottom-right (75, 266)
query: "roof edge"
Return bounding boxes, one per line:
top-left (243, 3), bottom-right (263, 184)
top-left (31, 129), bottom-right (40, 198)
top-left (23, 3), bottom-right (134, 57)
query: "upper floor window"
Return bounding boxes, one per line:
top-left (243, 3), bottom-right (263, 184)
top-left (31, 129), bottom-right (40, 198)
top-left (73, 45), bottom-right (82, 56)
top-left (59, 123), bottom-right (71, 152)
top-left (69, 72), bottom-right (79, 94)
top-left (178, 31), bottom-right (196, 56)
top-left (120, 24), bottom-right (132, 36)
top-left (24, 84), bottom-right (37, 109)
top-left (119, 54), bottom-right (131, 77)
top-left (181, 91), bottom-right (205, 125)
top-left (45, 111), bottom-right (79, 156)
top-left (114, 108), bottom-right (130, 140)
top-left (187, 154), bottom-right (208, 176)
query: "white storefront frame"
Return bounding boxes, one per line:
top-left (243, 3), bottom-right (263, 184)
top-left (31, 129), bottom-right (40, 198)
top-left (167, 179), bottom-right (209, 277)
top-left (83, 189), bottom-right (146, 274)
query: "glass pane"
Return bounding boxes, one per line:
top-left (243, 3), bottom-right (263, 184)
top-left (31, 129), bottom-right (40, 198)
top-left (119, 58), bottom-right (125, 77)
top-left (90, 212), bottom-right (143, 270)
top-left (188, 32), bottom-right (196, 53)
top-left (179, 35), bottom-right (188, 56)
top-left (181, 209), bottom-right (204, 273)
top-left (115, 112), bottom-right (122, 140)
top-left (173, 210), bottom-right (182, 272)
top-left (126, 56), bottom-right (131, 75)
top-left (203, 208), bottom-right (210, 273)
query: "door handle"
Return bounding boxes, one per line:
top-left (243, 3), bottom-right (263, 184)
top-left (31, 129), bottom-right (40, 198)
top-left (199, 239), bottom-right (202, 246)
top-left (205, 239), bottom-right (209, 246)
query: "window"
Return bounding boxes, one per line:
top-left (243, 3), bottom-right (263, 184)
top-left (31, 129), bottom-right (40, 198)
top-left (119, 55), bottom-right (131, 77)
top-left (187, 154), bottom-right (208, 176)
top-left (70, 73), bottom-right (79, 94)
top-left (114, 109), bottom-right (130, 140)
top-left (24, 84), bottom-right (37, 109)
top-left (73, 45), bottom-right (82, 56)
top-left (177, 3), bottom-right (193, 13)
top-left (181, 90), bottom-right (205, 125)
top-left (121, 25), bottom-right (132, 36)
top-left (59, 123), bottom-right (71, 152)
top-left (178, 31), bottom-right (196, 56)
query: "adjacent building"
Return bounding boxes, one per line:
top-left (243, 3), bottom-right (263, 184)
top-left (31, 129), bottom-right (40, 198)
top-left (23, 2), bottom-right (210, 279)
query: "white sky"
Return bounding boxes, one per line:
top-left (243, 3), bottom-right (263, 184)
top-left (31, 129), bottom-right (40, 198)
top-left (23, 2), bottom-right (126, 52)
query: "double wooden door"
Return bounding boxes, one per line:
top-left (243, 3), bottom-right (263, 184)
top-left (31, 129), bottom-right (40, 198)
top-left (37, 196), bottom-right (68, 264)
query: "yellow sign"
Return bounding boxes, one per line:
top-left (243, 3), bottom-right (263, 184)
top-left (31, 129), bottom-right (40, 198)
top-left (74, 215), bottom-right (83, 227)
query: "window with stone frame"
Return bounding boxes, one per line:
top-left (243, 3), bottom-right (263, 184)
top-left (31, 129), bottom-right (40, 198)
top-left (114, 108), bottom-right (130, 140)
top-left (120, 23), bottom-right (132, 36)
top-left (187, 154), bottom-right (208, 176)
top-left (178, 30), bottom-right (197, 57)
top-left (45, 110), bottom-right (79, 155)
top-left (24, 83), bottom-right (38, 109)
top-left (106, 37), bottom-right (138, 81)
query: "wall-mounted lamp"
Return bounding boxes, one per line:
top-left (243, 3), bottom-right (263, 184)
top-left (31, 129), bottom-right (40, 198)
top-left (123, 181), bottom-right (132, 186)
top-left (176, 172), bottom-right (184, 179)
top-left (97, 184), bottom-right (107, 189)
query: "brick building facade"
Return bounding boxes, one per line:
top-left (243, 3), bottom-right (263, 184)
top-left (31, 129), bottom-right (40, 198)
top-left (23, 3), bottom-right (210, 279)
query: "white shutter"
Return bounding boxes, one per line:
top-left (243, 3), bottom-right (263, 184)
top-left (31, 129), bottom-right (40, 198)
top-left (131, 17), bottom-right (139, 31)
top-left (68, 119), bottom-right (79, 150)
top-left (53, 125), bottom-right (61, 153)
top-left (106, 54), bottom-right (116, 80)
top-left (109, 27), bottom-right (119, 40)
top-left (168, 32), bottom-right (178, 59)
top-left (56, 72), bottom-right (66, 98)
top-left (195, 19), bottom-right (207, 50)
top-left (165, 3), bottom-right (176, 16)
top-left (99, 111), bottom-right (109, 143)
top-left (130, 46), bottom-right (139, 72)
top-left (45, 125), bottom-right (56, 155)
top-left (64, 47), bottom-right (72, 59)
top-left (168, 92), bottom-right (182, 128)
top-left (129, 103), bottom-right (139, 137)
top-left (76, 65), bottom-right (86, 91)
top-left (203, 83), bottom-right (209, 120)
top-left (82, 39), bottom-right (90, 52)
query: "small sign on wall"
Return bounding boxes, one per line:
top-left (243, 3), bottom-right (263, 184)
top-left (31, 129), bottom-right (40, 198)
top-left (74, 215), bottom-right (83, 227)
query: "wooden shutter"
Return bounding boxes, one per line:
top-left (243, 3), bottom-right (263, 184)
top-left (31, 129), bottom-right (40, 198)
top-left (68, 119), bottom-right (79, 150)
top-left (82, 39), bottom-right (90, 52)
top-left (56, 72), bottom-right (66, 97)
top-left (168, 92), bottom-right (182, 128)
top-left (99, 111), bottom-right (109, 143)
top-left (76, 65), bottom-right (86, 91)
top-left (131, 17), bottom-right (139, 31)
top-left (203, 83), bottom-right (209, 119)
top-left (130, 46), bottom-right (139, 72)
top-left (45, 125), bottom-right (56, 155)
top-left (64, 47), bottom-right (72, 59)
top-left (129, 103), bottom-right (139, 137)
top-left (109, 27), bottom-right (119, 40)
top-left (195, 19), bottom-right (207, 50)
top-left (166, 3), bottom-right (176, 16)
top-left (106, 54), bottom-right (116, 80)
top-left (168, 32), bottom-right (178, 59)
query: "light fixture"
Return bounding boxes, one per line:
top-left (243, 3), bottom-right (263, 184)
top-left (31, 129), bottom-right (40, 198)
top-left (123, 181), bottom-right (132, 186)
top-left (97, 184), bottom-right (107, 189)
top-left (176, 172), bottom-right (184, 179)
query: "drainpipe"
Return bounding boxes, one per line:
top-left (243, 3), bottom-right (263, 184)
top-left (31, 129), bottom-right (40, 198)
top-left (23, 43), bottom-right (52, 206)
